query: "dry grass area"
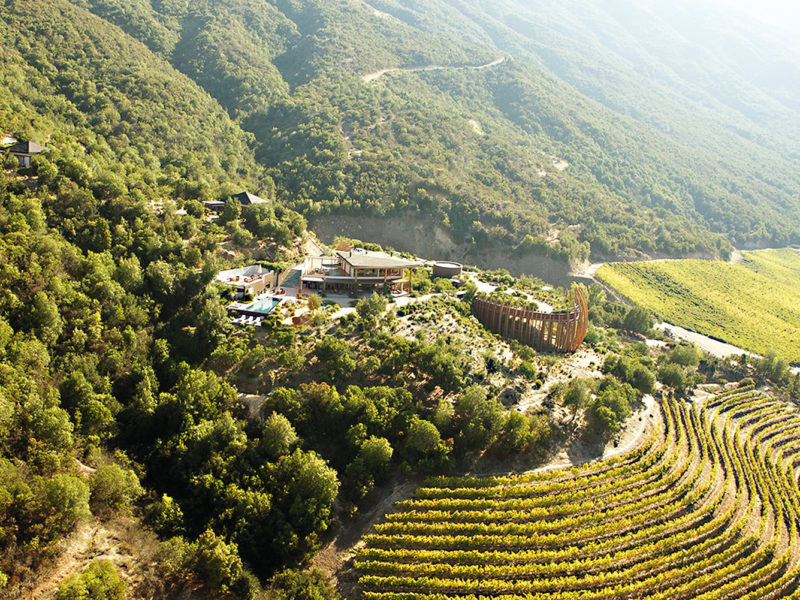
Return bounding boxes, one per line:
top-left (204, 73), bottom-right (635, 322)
top-left (515, 347), bottom-right (604, 414)
top-left (10, 516), bottom-right (175, 600)
top-left (389, 297), bottom-right (525, 393)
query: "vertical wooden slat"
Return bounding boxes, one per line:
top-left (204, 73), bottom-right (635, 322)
top-left (472, 289), bottom-right (588, 353)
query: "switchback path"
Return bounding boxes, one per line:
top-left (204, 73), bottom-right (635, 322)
top-left (362, 56), bottom-right (505, 82)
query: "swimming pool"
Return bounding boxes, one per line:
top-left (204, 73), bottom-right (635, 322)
top-left (244, 297), bottom-right (280, 315)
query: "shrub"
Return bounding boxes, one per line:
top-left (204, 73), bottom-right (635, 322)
top-left (356, 293), bottom-right (388, 323)
top-left (315, 336), bottom-right (356, 381)
top-left (630, 364), bottom-right (656, 395)
top-left (56, 560), bottom-right (126, 600)
top-left (260, 412), bottom-right (299, 459)
top-left (190, 529), bottom-right (244, 593)
top-left (147, 494), bottom-right (185, 537)
top-left (668, 343), bottom-right (701, 367)
top-left (359, 436), bottom-right (394, 471)
top-left (757, 349), bottom-right (789, 384)
top-left (518, 360), bottom-right (537, 381)
top-left (494, 412), bottom-right (533, 456)
top-left (270, 567), bottom-right (340, 600)
top-left (406, 419), bottom-right (442, 455)
top-left (45, 474), bottom-right (91, 533)
top-left (90, 464), bottom-right (143, 512)
top-left (307, 294), bottom-right (322, 311)
top-left (562, 378), bottom-right (592, 423)
top-left (658, 363), bottom-right (687, 390)
top-left (588, 379), bottom-right (634, 437)
top-left (622, 306), bottom-right (653, 334)
top-left (453, 386), bottom-right (504, 452)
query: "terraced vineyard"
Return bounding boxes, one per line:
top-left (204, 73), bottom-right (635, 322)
top-left (595, 249), bottom-right (800, 361)
top-left (354, 387), bottom-right (800, 599)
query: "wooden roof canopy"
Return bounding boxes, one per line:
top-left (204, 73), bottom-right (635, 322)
top-left (230, 192), bottom-right (269, 205)
top-left (336, 250), bottom-right (421, 269)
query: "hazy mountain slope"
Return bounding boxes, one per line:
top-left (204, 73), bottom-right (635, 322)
top-left (15, 0), bottom-right (800, 263)
top-left (369, 0), bottom-right (800, 244)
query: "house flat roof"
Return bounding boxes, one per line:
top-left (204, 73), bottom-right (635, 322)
top-left (216, 265), bottom-right (273, 284)
top-left (6, 141), bottom-right (48, 155)
top-left (308, 275), bottom-right (404, 282)
top-left (336, 250), bottom-right (421, 269)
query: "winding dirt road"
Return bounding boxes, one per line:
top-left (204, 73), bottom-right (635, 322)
top-left (362, 56), bottom-right (506, 82)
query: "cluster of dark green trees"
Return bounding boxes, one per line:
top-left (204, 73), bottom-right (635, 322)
top-left (0, 130), bottom-right (549, 598)
top-left (0, 116), bottom-right (316, 596)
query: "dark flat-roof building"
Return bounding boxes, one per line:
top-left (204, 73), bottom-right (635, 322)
top-left (5, 141), bottom-right (49, 168)
top-left (203, 200), bottom-right (226, 213)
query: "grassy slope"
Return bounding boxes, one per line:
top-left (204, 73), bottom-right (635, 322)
top-left (597, 249), bottom-right (800, 361)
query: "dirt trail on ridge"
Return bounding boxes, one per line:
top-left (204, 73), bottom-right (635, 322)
top-left (363, 56), bottom-right (505, 82)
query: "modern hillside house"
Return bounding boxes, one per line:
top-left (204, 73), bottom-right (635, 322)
top-left (5, 141), bottom-right (48, 167)
top-left (300, 249), bottom-right (420, 295)
top-left (216, 265), bottom-right (276, 299)
top-left (202, 199), bottom-right (226, 213)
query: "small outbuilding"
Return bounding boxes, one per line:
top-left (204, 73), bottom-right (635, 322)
top-left (216, 265), bottom-right (276, 299)
top-left (5, 141), bottom-right (49, 168)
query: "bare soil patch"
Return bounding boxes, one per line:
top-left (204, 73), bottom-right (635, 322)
top-left (11, 517), bottom-right (167, 600)
top-left (313, 479), bottom-right (421, 598)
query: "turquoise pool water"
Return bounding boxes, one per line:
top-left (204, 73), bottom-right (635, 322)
top-left (245, 298), bottom-right (280, 315)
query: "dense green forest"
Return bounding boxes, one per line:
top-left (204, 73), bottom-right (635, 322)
top-left (5, 0), bottom-right (800, 264)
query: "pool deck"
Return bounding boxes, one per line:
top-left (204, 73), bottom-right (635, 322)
top-left (227, 294), bottom-right (286, 325)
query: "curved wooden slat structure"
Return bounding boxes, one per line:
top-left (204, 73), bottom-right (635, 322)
top-left (472, 287), bottom-right (588, 353)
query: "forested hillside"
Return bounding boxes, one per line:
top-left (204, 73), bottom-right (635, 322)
top-left (0, 0), bottom-right (266, 195)
top-left (4, 1), bottom-right (800, 598)
top-left (20, 0), bottom-right (796, 265)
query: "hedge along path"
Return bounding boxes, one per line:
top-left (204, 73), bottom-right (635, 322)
top-left (356, 389), bottom-right (800, 599)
